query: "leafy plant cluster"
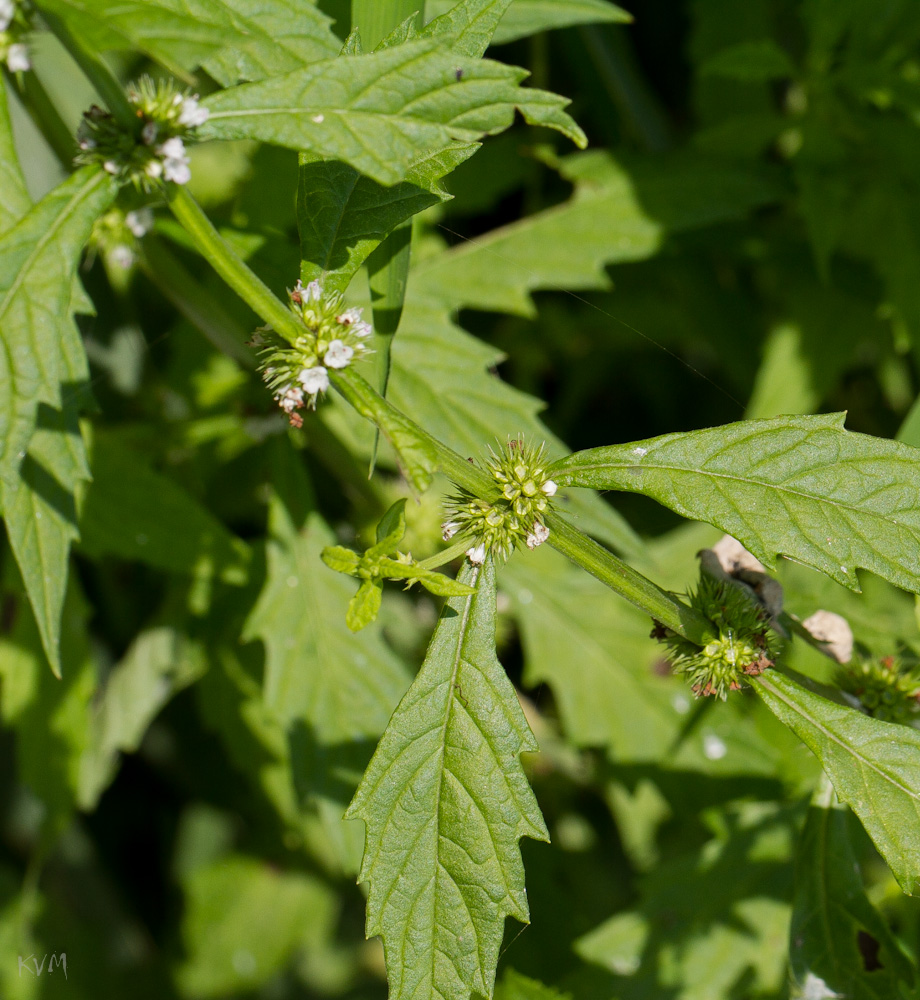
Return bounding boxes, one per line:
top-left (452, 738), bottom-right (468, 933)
top-left (1, 1), bottom-right (920, 999)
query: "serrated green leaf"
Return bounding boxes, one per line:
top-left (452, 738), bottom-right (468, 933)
top-left (0, 167), bottom-right (114, 493)
top-left (790, 775), bottom-right (918, 1000)
top-left (201, 40), bottom-right (586, 187)
top-left (752, 669), bottom-right (920, 894)
top-left (422, 0), bottom-right (515, 56)
top-left (346, 558), bottom-right (548, 1000)
top-left (426, 0), bottom-right (631, 45)
top-left (297, 145), bottom-right (475, 294)
top-left (321, 545), bottom-right (362, 574)
top-left (551, 412), bottom-right (920, 594)
top-left (79, 434), bottom-right (250, 582)
top-left (37, 0), bottom-right (340, 84)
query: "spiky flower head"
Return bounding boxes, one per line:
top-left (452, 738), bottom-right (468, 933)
top-left (836, 655), bottom-right (920, 724)
top-left (251, 279), bottom-right (372, 425)
top-left (443, 438), bottom-right (557, 564)
top-left (74, 76), bottom-right (209, 190)
top-left (653, 573), bottom-right (780, 700)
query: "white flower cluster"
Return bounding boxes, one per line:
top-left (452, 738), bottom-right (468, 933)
top-left (254, 279), bottom-right (373, 425)
top-left (90, 206), bottom-right (156, 271)
top-left (76, 78), bottom-right (209, 190)
top-left (0, 0), bottom-right (29, 71)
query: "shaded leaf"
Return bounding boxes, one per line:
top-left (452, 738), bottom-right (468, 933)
top-left (78, 434), bottom-right (250, 582)
top-left (346, 558), bottom-right (548, 1000)
top-left (753, 669), bottom-right (920, 894)
top-left (700, 39), bottom-right (795, 81)
top-left (551, 412), bottom-right (920, 594)
top-left (790, 775), bottom-right (918, 999)
top-left (201, 40), bottom-right (586, 187)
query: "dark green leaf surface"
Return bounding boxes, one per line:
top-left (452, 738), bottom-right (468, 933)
top-left (790, 776), bottom-right (918, 999)
top-left (201, 40), bottom-right (586, 186)
top-left (37, 0), bottom-right (339, 84)
top-left (551, 412), bottom-right (920, 593)
top-left (753, 670), bottom-right (920, 894)
top-left (346, 558), bottom-right (548, 1000)
top-left (78, 434), bottom-right (250, 582)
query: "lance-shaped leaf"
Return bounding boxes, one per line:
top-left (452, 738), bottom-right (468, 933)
top-left (346, 558), bottom-right (549, 1000)
top-left (550, 412), bottom-right (920, 594)
top-left (201, 40), bottom-right (586, 187)
top-left (297, 145), bottom-right (475, 294)
top-left (0, 167), bottom-right (115, 491)
top-left (426, 0), bottom-right (632, 46)
top-left (752, 669), bottom-right (920, 894)
top-left (36, 0), bottom-right (340, 84)
top-left (790, 775), bottom-right (918, 999)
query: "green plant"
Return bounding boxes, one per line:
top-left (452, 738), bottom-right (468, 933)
top-left (2, 1), bottom-right (920, 999)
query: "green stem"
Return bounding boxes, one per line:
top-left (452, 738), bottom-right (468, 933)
top-left (9, 69), bottom-right (75, 166)
top-left (167, 186), bottom-right (304, 345)
top-left (40, 7), bottom-right (135, 127)
top-left (545, 513), bottom-right (714, 643)
top-left (168, 186), bottom-right (708, 644)
top-left (417, 539), bottom-right (470, 570)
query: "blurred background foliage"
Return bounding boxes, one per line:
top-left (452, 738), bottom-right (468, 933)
top-left (2, 0), bottom-right (920, 997)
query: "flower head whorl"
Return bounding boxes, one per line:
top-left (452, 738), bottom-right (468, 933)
top-left (252, 279), bottom-right (373, 424)
top-left (442, 438), bottom-right (558, 564)
top-left (75, 76), bottom-right (209, 190)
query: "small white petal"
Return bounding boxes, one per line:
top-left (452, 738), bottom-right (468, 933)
top-left (109, 244), bottom-right (135, 269)
top-left (336, 307), bottom-right (363, 326)
top-left (297, 366), bottom-right (329, 394)
top-left (466, 544), bottom-right (486, 565)
top-left (540, 479), bottom-right (557, 497)
top-left (179, 95), bottom-right (209, 127)
top-left (304, 279), bottom-right (323, 303)
top-left (441, 522), bottom-right (459, 541)
top-left (163, 158), bottom-right (191, 184)
top-left (125, 207), bottom-right (154, 238)
top-left (0, 0), bottom-right (14, 31)
top-left (6, 43), bottom-right (29, 72)
top-left (145, 159), bottom-right (164, 179)
top-left (525, 522), bottom-right (550, 550)
top-left (352, 320), bottom-right (373, 338)
top-left (158, 136), bottom-right (186, 160)
top-left (324, 339), bottom-right (354, 369)
top-left (103, 159), bottom-right (120, 175)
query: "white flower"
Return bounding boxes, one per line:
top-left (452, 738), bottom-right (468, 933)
top-left (297, 366), bottom-right (329, 395)
top-left (145, 159), bottom-right (164, 179)
top-left (141, 120), bottom-right (159, 145)
top-left (525, 522), bottom-right (550, 550)
top-left (7, 44), bottom-right (30, 72)
top-left (163, 157), bottom-right (191, 184)
top-left (109, 244), bottom-right (135, 269)
top-left (304, 279), bottom-right (322, 303)
top-left (125, 207), bottom-right (154, 238)
top-left (276, 384), bottom-right (304, 413)
top-left (0, 0), bottom-right (14, 32)
top-left (442, 521), bottom-right (460, 541)
top-left (103, 159), bottom-right (120, 175)
top-left (540, 479), bottom-right (557, 497)
top-left (324, 339), bottom-right (354, 369)
top-left (179, 94), bottom-right (209, 127)
top-left (336, 307), bottom-right (363, 327)
top-left (158, 136), bottom-right (186, 161)
top-left (78, 137), bottom-right (97, 151)
top-left (466, 543), bottom-right (486, 565)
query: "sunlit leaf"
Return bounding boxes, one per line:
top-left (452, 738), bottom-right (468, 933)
top-left (551, 412), bottom-right (920, 594)
top-left (753, 669), bottom-right (920, 894)
top-left (346, 558), bottom-right (548, 1000)
top-left (201, 40), bottom-right (586, 186)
